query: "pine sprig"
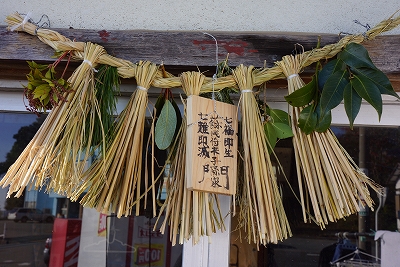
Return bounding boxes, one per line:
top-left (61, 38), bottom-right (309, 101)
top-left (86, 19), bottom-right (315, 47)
top-left (89, 64), bottom-right (120, 148)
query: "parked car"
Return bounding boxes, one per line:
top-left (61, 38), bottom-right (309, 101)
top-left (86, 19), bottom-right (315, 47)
top-left (43, 236), bottom-right (52, 267)
top-left (7, 208), bottom-right (54, 223)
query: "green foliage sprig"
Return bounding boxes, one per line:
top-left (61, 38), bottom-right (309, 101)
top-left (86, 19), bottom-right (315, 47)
top-left (285, 43), bottom-right (399, 132)
top-left (24, 53), bottom-right (73, 115)
top-left (259, 101), bottom-right (293, 153)
top-left (89, 64), bottom-right (120, 148)
top-left (200, 56), bottom-right (238, 104)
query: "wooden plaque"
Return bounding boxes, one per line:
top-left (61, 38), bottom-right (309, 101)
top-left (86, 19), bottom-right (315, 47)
top-left (186, 95), bottom-right (238, 195)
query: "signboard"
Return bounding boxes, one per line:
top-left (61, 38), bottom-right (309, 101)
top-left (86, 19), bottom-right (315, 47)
top-left (186, 95), bottom-right (238, 195)
top-left (98, 213), bottom-right (107, 237)
top-left (132, 217), bottom-right (167, 267)
top-left (135, 244), bottom-right (164, 266)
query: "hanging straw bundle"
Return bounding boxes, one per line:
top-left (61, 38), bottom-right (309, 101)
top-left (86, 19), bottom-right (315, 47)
top-left (46, 43), bottom-right (107, 195)
top-left (276, 54), bottom-right (382, 227)
top-left (232, 65), bottom-right (291, 246)
top-left (74, 61), bottom-right (158, 218)
top-left (155, 71), bottom-right (225, 246)
top-left (0, 42), bottom-right (105, 197)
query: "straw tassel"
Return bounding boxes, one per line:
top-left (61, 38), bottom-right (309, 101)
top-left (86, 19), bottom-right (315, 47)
top-left (276, 54), bottom-right (382, 227)
top-left (0, 42), bottom-right (105, 197)
top-left (155, 71), bottom-right (226, 245)
top-left (233, 64), bottom-right (291, 246)
top-left (74, 61), bottom-right (158, 218)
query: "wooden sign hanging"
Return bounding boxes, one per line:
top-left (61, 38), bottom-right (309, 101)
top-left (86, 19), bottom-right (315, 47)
top-left (186, 95), bottom-right (238, 195)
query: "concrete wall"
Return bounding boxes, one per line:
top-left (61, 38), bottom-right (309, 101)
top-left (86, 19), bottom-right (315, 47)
top-left (1, 1), bottom-right (400, 35)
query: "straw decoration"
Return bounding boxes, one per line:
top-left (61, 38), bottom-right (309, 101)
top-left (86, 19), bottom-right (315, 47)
top-left (2, 11), bottom-right (399, 247)
top-left (155, 71), bottom-right (225, 245)
top-left (46, 42), bottom-right (106, 196)
top-left (73, 61), bottom-right (159, 218)
top-left (276, 54), bottom-right (383, 227)
top-left (0, 42), bottom-right (105, 197)
top-left (232, 64), bottom-right (291, 246)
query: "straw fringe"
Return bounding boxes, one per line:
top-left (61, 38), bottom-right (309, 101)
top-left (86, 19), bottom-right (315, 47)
top-left (0, 42), bottom-right (105, 197)
top-left (233, 64), bottom-right (291, 246)
top-left (73, 61), bottom-right (159, 217)
top-left (276, 53), bottom-right (383, 227)
top-left (155, 71), bottom-right (225, 245)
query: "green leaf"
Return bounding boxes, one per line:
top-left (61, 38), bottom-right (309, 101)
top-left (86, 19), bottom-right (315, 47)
top-left (26, 83), bottom-right (34, 90)
top-left (264, 121), bottom-right (278, 153)
top-left (318, 59), bottom-right (346, 89)
top-left (43, 96), bottom-right (50, 106)
top-left (26, 73), bottom-right (34, 82)
top-left (351, 74), bottom-right (382, 120)
top-left (338, 43), bottom-right (377, 70)
top-left (298, 105), bottom-right (317, 135)
top-left (271, 122), bottom-right (293, 139)
top-left (170, 98), bottom-right (182, 136)
top-left (33, 68), bottom-right (44, 80)
top-left (352, 67), bottom-right (399, 99)
top-left (58, 78), bottom-right (65, 86)
top-left (33, 84), bottom-right (51, 99)
top-left (268, 108), bottom-right (291, 124)
top-left (315, 110), bottom-right (332, 132)
top-left (27, 61), bottom-right (47, 71)
top-left (343, 82), bottom-right (362, 129)
top-left (154, 94), bottom-right (166, 119)
top-left (320, 70), bottom-right (349, 114)
top-left (42, 78), bottom-right (54, 86)
top-left (30, 80), bottom-right (45, 87)
top-left (155, 100), bottom-right (177, 150)
top-left (284, 75), bottom-right (317, 107)
top-left (45, 69), bottom-right (53, 80)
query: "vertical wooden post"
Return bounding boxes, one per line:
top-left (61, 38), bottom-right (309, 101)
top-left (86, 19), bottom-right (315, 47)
top-left (358, 127), bottom-right (370, 252)
top-left (182, 195), bottom-right (231, 267)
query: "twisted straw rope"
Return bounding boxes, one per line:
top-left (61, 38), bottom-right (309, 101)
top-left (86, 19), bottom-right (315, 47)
top-left (6, 12), bottom-right (400, 89)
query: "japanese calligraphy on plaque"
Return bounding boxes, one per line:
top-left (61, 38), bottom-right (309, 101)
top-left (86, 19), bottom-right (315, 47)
top-left (186, 95), bottom-right (238, 195)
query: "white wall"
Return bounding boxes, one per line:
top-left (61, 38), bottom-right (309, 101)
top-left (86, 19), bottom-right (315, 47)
top-left (1, 0), bottom-right (400, 35)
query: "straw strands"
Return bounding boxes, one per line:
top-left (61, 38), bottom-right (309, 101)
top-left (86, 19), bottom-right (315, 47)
top-left (233, 65), bottom-right (291, 245)
top-left (2, 11), bottom-right (399, 246)
top-left (0, 42), bottom-right (105, 197)
top-left (155, 72), bottom-right (225, 245)
top-left (73, 61), bottom-right (159, 218)
top-left (276, 54), bottom-right (383, 227)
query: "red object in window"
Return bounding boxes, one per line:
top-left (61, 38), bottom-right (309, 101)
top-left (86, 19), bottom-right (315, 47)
top-left (49, 218), bottom-right (82, 267)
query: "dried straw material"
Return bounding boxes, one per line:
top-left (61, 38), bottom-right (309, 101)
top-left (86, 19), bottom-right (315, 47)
top-left (73, 61), bottom-right (159, 218)
top-left (0, 42), bottom-right (105, 197)
top-left (6, 12), bottom-right (400, 93)
top-left (276, 54), bottom-right (383, 227)
top-left (2, 10), bottom-right (399, 241)
top-left (47, 42), bottom-right (106, 196)
top-left (233, 65), bottom-right (291, 245)
top-left (155, 71), bottom-right (225, 246)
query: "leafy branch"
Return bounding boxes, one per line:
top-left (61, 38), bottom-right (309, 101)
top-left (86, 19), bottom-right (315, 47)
top-left (262, 105), bottom-right (294, 153)
top-left (23, 52), bottom-right (72, 115)
top-left (285, 43), bottom-right (398, 132)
